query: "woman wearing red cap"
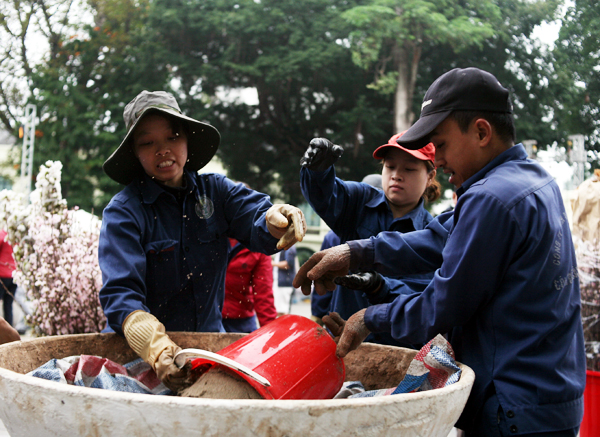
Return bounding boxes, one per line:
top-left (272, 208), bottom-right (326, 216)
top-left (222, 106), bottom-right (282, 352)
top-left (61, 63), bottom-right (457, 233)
top-left (299, 132), bottom-right (440, 347)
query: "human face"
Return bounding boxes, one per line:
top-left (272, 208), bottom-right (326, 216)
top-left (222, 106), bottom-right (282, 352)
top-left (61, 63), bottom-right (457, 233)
top-left (429, 117), bottom-right (483, 188)
top-left (132, 114), bottom-right (188, 187)
top-left (381, 148), bottom-right (434, 218)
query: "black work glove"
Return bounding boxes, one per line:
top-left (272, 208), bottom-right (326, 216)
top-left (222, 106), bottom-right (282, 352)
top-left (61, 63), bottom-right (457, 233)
top-left (334, 271), bottom-right (384, 295)
top-left (300, 138), bottom-right (344, 171)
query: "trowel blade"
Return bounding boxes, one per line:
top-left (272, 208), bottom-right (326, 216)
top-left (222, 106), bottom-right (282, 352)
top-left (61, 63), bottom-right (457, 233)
top-left (174, 348), bottom-right (271, 387)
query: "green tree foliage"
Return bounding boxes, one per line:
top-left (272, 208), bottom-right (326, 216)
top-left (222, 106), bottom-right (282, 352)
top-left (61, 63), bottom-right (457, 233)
top-left (148, 0), bottom-right (563, 205)
top-left (148, 0), bottom-right (393, 204)
top-left (29, 0), bottom-right (170, 210)
top-left (341, 0), bottom-right (499, 133)
top-left (7, 0), bottom-right (593, 211)
top-left (0, 0), bottom-right (79, 139)
top-left (415, 0), bottom-right (561, 149)
top-left (550, 0), bottom-right (600, 164)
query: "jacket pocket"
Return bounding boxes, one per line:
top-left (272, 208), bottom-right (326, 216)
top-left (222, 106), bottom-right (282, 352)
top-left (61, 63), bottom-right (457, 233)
top-left (144, 240), bottom-right (181, 303)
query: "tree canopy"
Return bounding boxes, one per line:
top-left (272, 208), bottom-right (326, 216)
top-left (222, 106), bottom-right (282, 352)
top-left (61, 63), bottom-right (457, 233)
top-left (550, 0), bottom-right (600, 162)
top-left (1, 0), bottom-right (598, 212)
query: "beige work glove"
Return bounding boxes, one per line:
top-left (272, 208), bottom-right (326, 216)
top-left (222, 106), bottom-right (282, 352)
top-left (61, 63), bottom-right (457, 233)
top-left (122, 310), bottom-right (189, 393)
top-left (323, 310), bottom-right (370, 358)
top-left (266, 204), bottom-right (307, 250)
top-left (293, 243), bottom-right (352, 296)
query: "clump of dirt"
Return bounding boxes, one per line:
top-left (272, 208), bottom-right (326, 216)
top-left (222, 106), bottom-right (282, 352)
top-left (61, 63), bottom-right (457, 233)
top-left (343, 343), bottom-right (416, 390)
top-left (180, 367), bottom-right (263, 399)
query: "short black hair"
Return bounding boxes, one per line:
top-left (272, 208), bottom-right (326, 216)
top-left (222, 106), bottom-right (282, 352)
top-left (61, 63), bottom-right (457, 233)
top-left (449, 110), bottom-right (516, 145)
top-left (129, 111), bottom-right (190, 146)
top-left (163, 113), bottom-right (190, 138)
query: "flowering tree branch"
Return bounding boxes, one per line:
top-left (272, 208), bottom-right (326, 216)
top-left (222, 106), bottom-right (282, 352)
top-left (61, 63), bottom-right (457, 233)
top-left (0, 161), bottom-right (105, 335)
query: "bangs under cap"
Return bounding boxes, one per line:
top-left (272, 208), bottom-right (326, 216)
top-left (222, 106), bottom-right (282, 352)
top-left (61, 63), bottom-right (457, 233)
top-left (398, 68), bottom-right (512, 150)
top-left (103, 90), bottom-right (221, 185)
top-left (373, 131), bottom-right (436, 162)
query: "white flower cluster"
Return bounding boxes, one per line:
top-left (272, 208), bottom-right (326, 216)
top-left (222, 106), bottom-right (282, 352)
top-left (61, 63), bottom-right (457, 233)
top-left (0, 161), bottom-right (105, 335)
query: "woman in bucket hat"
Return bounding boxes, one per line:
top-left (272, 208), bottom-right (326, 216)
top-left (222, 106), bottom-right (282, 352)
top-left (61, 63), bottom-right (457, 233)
top-left (299, 132), bottom-right (440, 348)
top-left (98, 90), bottom-right (306, 392)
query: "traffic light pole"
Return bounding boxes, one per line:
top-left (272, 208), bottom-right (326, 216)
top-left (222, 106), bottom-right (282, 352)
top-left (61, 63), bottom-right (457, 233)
top-left (568, 134), bottom-right (585, 188)
top-left (21, 103), bottom-right (36, 197)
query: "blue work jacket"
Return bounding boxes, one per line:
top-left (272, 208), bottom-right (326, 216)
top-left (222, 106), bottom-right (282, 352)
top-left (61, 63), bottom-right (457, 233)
top-left (276, 246), bottom-right (297, 287)
top-left (310, 230), bottom-right (338, 319)
top-left (350, 145), bottom-right (585, 434)
top-left (99, 170), bottom-right (279, 334)
top-left (300, 166), bottom-right (434, 347)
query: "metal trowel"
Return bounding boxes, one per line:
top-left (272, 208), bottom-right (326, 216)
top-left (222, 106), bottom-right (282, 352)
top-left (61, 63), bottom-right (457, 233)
top-left (174, 348), bottom-right (271, 387)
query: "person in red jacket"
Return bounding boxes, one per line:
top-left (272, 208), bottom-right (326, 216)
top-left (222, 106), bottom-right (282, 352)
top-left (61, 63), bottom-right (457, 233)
top-left (222, 238), bottom-right (277, 333)
top-left (0, 229), bottom-right (17, 328)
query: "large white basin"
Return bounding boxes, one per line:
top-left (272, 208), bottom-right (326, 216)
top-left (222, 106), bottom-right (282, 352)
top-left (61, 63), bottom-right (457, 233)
top-left (0, 332), bottom-right (474, 436)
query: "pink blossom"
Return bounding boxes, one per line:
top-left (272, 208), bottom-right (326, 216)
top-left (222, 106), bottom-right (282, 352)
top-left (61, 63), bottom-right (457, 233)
top-left (0, 161), bottom-right (106, 335)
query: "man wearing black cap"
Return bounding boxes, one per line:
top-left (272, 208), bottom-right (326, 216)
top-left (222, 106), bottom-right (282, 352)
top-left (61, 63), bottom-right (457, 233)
top-left (294, 68), bottom-right (585, 436)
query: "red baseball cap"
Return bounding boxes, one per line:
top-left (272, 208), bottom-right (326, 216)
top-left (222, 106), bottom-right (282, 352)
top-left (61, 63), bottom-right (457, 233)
top-left (372, 131), bottom-right (436, 162)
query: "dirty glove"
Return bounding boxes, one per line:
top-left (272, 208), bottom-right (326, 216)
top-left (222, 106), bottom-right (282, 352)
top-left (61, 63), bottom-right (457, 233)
top-left (122, 310), bottom-right (189, 393)
top-left (294, 243), bottom-right (351, 296)
top-left (266, 204), bottom-right (307, 250)
top-left (300, 138), bottom-right (344, 172)
top-left (323, 310), bottom-right (370, 358)
top-left (155, 345), bottom-right (190, 393)
top-left (334, 271), bottom-right (384, 295)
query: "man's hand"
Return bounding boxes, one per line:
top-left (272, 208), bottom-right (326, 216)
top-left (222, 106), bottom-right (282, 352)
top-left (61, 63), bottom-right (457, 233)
top-left (323, 309), bottom-right (370, 358)
top-left (300, 138), bottom-right (344, 172)
top-left (155, 345), bottom-right (191, 393)
top-left (266, 204), bottom-right (307, 250)
top-left (293, 244), bottom-right (351, 296)
top-left (334, 271), bottom-right (383, 295)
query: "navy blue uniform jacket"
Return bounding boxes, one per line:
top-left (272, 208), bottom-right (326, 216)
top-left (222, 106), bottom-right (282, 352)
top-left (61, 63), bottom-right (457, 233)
top-left (99, 170), bottom-right (279, 334)
top-left (300, 166), bottom-right (434, 347)
top-left (350, 145), bottom-right (585, 434)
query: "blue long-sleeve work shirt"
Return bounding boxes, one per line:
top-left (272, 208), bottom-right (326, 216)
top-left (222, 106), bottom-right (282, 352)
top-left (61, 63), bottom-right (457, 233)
top-left (99, 170), bottom-right (279, 335)
top-left (276, 246), bottom-right (297, 287)
top-left (300, 166), bottom-right (434, 346)
top-left (310, 230), bottom-right (338, 319)
top-left (349, 145), bottom-right (585, 434)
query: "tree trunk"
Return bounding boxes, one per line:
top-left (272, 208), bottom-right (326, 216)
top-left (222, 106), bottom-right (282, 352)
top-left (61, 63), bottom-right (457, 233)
top-left (393, 43), bottom-right (421, 134)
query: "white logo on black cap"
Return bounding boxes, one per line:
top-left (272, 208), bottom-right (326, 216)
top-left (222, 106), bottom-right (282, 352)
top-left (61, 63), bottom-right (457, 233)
top-left (422, 99), bottom-right (432, 110)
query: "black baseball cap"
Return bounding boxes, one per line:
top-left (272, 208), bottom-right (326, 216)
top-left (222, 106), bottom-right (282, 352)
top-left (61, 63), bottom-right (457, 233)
top-left (397, 68), bottom-right (513, 150)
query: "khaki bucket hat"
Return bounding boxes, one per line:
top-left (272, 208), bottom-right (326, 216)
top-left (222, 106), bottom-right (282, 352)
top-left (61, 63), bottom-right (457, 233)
top-left (103, 90), bottom-right (221, 185)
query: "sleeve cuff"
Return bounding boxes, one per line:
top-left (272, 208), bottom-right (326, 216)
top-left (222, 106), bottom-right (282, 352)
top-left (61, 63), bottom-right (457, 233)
top-left (347, 238), bottom-right (374, 271)
top-left (364, 304), bottom-right (392, 333)
top-left (364, 277), bottom-right (391, 304)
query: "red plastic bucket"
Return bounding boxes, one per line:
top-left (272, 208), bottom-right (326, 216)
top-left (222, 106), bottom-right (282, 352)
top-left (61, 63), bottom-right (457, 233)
top-left (191, 315), bottom-right (345, 400)
top-left (581, 370), bottom-right (600, 437)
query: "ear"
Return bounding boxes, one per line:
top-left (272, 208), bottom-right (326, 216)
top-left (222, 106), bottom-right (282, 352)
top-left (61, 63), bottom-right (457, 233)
top-left (427, 168), bottom-right (437, 184)
top-left (473, 118), bottom-right (492, 147)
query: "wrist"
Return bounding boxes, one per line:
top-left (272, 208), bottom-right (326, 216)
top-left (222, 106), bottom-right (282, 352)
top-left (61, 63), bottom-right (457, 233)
top-left (122, 311), bottom-right (176, 368)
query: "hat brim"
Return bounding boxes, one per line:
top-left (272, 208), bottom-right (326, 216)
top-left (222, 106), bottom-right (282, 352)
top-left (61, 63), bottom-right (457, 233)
top-left (396, 110), bottom-right (451, 150)
top-left (372, 144), bottom-right (433, 161)
top-left (103, 107), bottom-right (221, 185)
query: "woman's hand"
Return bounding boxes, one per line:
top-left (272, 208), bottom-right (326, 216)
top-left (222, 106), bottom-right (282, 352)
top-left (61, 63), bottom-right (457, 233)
top-left (155, 345), bottom-right (191, 393)
top-left (266, 204), bottom-right (307, 250)
top-left (300, 138), bottom-right (344, 171)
